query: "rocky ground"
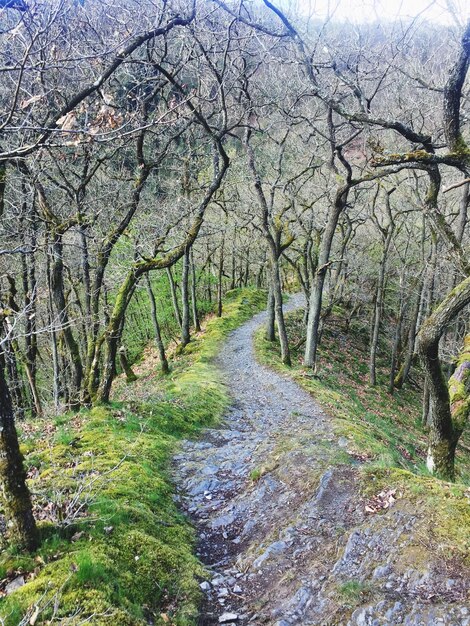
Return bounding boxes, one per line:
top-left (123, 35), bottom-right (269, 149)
top-left (173, 296), bottom-right (470, 626)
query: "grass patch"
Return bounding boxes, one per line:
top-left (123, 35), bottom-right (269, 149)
top-left (255, 308), bottom-right (470, 483)
top-left (362, 467), bottom-right (470, 565)
top-left (0, 288), bottom-right (266, 626)
top-left (337, 580), bottom-right (372, 607)
top-left (255, 304), bottom-right (470, 567)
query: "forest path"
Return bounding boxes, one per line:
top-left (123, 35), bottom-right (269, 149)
top-left (173, 296), bottom-right (469, 626)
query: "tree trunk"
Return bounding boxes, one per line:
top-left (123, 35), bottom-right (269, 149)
top-left (145, 275), bottom-right (169, 374)
top-left (449, 333), bottom-right (470, 434)
top-left (167, 266), bottom-right (182, 329)
top-left (0, 358), bottom-right (37, 551)
top-left (305, 185), bottom-right (348, 371)
top-left (181, 248), bottom-right (191, 347)
top-left (21, 201), bottom-right (41, 416)
top-left (389, 302), bottom-right (405, 395)
top-left (230, 235), bottom-right (236, 290)
top-left (266, 284), bottom-right (276, 342)
top-left (49, 233), bottom-right (83, 407)
top-left (190, 248), bottom-right (201, 332)
top-left (417, 275), bottom-right (470, 481)
top-left (217, 240), bottom-right (224, 318)
top-left (118, 346), bottom-right (137, 383)
top-left (369, 228), bottom-right (393, 386)
top-left (271, 258), bottom-right (291, 365)
top-left (394, 281), bottom-right (423, 389)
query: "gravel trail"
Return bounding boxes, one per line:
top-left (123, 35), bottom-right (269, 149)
top-left (173, 296), bottom-right (470, 626)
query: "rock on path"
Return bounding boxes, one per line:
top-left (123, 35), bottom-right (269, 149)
top-left (173, 295), bottom-right (470, 626)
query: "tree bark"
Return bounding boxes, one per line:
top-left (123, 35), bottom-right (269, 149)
top-left (49, 233), bottom-right (83, 408)
top-left (266, 283), bottom-right (276, 342)
top-left (181, 247), bottom-right (191, 347)
top-left (217, 239), bottom-right (224, 318)
top-left (369, 230), bottom-right (393, 386)
top-left (0, 356), bottom-right (37, 551)
top-left (305, 185), bottom-right (349, 370)
top-left (417, 275), bottom-right (470, 480)
top-left (167, 266), bottom-right (182, 329)
top-left (118, 346), bottom-right (137, 383)
top-left (145, 275), bottom-right (169, 374)
top-left (190, 248), bottom-right (201, 331)
top-left (394, 279), bottom-right (424, 389)
top-left (271, 257), bottom-right (291, 365)
top-left (389, 290), bottom-right (406, 395)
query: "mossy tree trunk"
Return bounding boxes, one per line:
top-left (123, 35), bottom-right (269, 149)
top-left (95, 142), bottom-right (229, 403)
top-left (417, 275), bottom-right (470, 481)
top-left (449, 333), bottom-right (470, 435)
top-left (118, 346), bottom-right (137, 383)
top-left (0, 356), bottom-right (37, 551)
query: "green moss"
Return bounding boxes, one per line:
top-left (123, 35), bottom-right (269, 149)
top-left (361, 468), bottom-right (470, 564)
top-left (254, 308), bottom-right (470, 484)
top-left (0, 288), bottom-right (266, 626)
top-left (450, 134), bottom-right (470, 158)
top-left (449, 335), bottom-right (470, 430)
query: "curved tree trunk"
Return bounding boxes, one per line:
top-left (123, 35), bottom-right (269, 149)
top-left (417, 275), bottom-right (470, 480)
top-left (118, 346), bottom-right (137, 383)
top-left (449, 333), bottom-right (470, 433)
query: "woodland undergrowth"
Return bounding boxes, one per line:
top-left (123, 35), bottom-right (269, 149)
top-left (255, 307), bottom-right (470, 565)
top-left (0, 288), bottom-right (266, 626)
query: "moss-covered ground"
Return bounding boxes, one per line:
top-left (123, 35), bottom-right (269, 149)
top-left (255, 307), bottom-right (470, 565)
top-left (0, 288), bottom-right (266, 626)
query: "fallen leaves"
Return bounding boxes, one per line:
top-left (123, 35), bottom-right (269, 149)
top-left (365, 488), bottom-right (400, 514)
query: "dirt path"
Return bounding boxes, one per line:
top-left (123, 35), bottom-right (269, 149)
top-left (173, 297), bottom-right (470, 626)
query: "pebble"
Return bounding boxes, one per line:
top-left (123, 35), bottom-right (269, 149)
top-left (5, 576), bottom-right (25, 594)
top-left (219, 612), bottom-right (238, 623)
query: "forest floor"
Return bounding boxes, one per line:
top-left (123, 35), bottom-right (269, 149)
top-left (1, 290), bottom-right (469, 626)
top-left (174, 295), bottom-right (470, 626)
top-left (0, 290), bottom-right (267, 626)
